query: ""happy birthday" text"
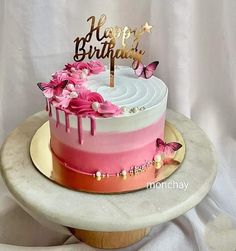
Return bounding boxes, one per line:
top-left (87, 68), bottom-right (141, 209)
top-left (73, 14), bottom-right (150, 64)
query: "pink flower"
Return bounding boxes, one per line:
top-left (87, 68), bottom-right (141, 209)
top-left (52, 89), bottom-right (71, 108)
top-left (39, 70), bottom-right (74, 99)
top-left (87, 60), bottom-right (105, 74)
top-left (69, 71), bottom-right (87, 84)
top-left (38, 60), bottom-right (117, 117)
top-left (51, 83), bottom-right (87, 109)
top-left (54, 69), bottom-right (86, 85)
top-left (38, 69), bottom-right (88, 99)
top-left (68, 89), bottom-right (122, 117)
top-left (98, 101), bottom-right (122, 117)
top-left (76, 62), bottom-right (91, 73)
top-left (69, 90), bottom-right (104, 116)
top-left (52, 70), bottom-right (69, 82)
top-left (64, 62), bottom-right (91, 75)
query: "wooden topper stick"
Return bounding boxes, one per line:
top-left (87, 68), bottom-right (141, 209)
top-left (110, 56), bottom-right (115, 87)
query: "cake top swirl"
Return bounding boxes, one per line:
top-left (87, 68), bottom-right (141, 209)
top-left (37, 60), bottom-right (167, 118)
top-left (87, 66), bottom-right (167, 111)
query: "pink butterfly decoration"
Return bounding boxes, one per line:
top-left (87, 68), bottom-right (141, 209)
top-left (154, 138), bottom-right (182, 175)
top-left (132, 60), bottom-right (159, 79)
top-left (156, 138), bottom-right (182, 159)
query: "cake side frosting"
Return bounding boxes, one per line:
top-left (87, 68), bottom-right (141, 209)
top-left (50, 114), bottom-right (165, 174)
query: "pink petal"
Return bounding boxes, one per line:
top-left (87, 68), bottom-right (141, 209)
top-left (87, 92), bottom-right (104, 103)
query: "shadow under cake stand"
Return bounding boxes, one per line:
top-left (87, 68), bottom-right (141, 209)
top-left (0, 109), bottom-right (217, 249)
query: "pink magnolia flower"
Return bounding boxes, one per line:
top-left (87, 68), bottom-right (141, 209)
top-left (52, 89), bottom-right (71, 108)
top-left (87, 60), bottom-right (105, 74)
top-left (51, 83), bottom-right (86, 109)
top-left (64, 62), bottom-right (91, 75)
top-left (55, 69), bottom-right (86, 85)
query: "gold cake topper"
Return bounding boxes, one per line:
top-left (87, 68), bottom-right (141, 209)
top-left (74, 14), bottom-right (152, 87)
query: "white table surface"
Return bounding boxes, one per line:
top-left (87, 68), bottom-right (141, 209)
top-left (0, 109), bottom-right (217, 232)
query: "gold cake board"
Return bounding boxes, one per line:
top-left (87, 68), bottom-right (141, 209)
top-left (30, 121), bottom-right (185, 249)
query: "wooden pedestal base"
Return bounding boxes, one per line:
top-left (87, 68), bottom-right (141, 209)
top-left (69, 227), bottom-right (150, 249)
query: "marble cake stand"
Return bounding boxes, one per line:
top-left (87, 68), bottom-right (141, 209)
top-left (0, 109), bottom-right (217, 249)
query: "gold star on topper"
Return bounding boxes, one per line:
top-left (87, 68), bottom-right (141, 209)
top-left (143, 22), bottom-right (152, 33)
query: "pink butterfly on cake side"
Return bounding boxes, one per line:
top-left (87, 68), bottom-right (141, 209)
top-left (132, 60), bottom-right (159, 79)
top-left (154, 138), bottom-right (182, 169)
top-left (156, 138), bottom-right (182, 159)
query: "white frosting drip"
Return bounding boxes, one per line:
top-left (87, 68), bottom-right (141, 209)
top-left (86, 66), bottom-right (167, 109)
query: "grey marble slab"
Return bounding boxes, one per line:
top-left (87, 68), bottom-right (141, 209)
top-left (0, 109), bottom-right (217, 231)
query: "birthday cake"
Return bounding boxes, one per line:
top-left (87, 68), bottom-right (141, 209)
top-left (37, 15), bottom-right (182, 193)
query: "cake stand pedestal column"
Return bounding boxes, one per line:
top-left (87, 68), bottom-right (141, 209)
top-left (0, 109), bottom-right (217, 249)
top-left (70, 228), bottom-right (150, 249)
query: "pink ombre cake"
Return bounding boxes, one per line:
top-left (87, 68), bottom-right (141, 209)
top-left (38, 61), bottom-right (168, 193)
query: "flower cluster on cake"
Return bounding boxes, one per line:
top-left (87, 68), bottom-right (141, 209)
top-left (38, 60), bottom-right (121, 118)
top-left (37, 14), bottom-right (182, 193)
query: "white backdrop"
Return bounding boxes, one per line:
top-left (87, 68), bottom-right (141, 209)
top-left (0, 0), bottom-right (236, 250)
